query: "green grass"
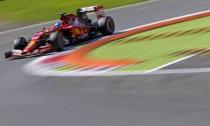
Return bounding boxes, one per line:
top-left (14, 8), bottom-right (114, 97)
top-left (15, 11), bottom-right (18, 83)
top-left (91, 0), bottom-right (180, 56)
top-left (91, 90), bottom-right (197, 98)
top-left (88, 16), bottom-right (210, 71)
top-left (0, 0), bottom-right (146, 23)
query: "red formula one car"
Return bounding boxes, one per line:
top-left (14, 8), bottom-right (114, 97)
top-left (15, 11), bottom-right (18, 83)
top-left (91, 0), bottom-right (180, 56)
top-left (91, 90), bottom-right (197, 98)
top-left (4, 5), bottom-right (115, 59)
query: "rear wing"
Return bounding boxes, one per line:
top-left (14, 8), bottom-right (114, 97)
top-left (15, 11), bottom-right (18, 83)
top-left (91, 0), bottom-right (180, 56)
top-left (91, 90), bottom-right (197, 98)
top-left (77, 5), bottom-right (105, 19)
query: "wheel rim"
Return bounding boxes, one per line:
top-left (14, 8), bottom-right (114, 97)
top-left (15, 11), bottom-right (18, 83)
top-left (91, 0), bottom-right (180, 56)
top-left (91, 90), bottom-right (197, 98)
top-left (107, 18), bottom-right (115, 33)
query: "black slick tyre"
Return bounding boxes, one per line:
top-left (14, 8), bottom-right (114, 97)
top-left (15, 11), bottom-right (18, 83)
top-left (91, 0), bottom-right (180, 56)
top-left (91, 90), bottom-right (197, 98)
top-left (49, 32), bottom-right (64, 51)
top-left (98, 16), bottom-right (115, 35)
top-left (14, 37), bottom-right (27, 50)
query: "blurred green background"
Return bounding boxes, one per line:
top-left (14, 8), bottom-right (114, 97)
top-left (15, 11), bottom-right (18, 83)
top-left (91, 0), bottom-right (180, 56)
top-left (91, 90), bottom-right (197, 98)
top-left (0, 0), bottom-right (146, 23)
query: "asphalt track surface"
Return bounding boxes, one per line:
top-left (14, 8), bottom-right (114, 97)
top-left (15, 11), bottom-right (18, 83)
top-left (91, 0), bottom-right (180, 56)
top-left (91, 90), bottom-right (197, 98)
top-left (1, 0), bottom-right (210, 126)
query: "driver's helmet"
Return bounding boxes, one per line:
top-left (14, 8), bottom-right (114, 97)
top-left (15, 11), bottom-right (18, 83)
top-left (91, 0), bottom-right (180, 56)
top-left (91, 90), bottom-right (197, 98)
top-left (55, 21), bottom-right (62, 28)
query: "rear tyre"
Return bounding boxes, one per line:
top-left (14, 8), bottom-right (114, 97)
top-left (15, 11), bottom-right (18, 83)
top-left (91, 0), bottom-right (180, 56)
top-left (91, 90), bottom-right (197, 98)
top-left (49, 32), bottom-right (64, 51)
top-left (98, 16), bottom-right (115, 35)
top-left (14, 37), bottom-right (27, 50)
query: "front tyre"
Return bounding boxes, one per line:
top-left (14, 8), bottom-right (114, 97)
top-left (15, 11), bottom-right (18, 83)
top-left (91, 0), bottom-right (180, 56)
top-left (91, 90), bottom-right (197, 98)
top-left (98, 16), bottom-right (115, 35)
top-left (49, 32), bottom-right (64, 51)
top-left (14, 37), bottom-right (27, 50)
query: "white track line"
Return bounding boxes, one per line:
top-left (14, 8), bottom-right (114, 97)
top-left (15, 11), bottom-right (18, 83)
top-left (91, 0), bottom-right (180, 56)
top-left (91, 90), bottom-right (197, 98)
top-left (0, 20), bottom-right (56, 36)
top-left (146, 55), bottom-right (195, 73)
top-left (105, 0), bottom-right (158, 12)
top-left (0, 0), bottom-right (158, 36)
top-left (146, 48), bottom-right (210, 73)
top-left (122, 10), bottom-right (210, 32)
top-left (23, 67), bottom-right (210, 77)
